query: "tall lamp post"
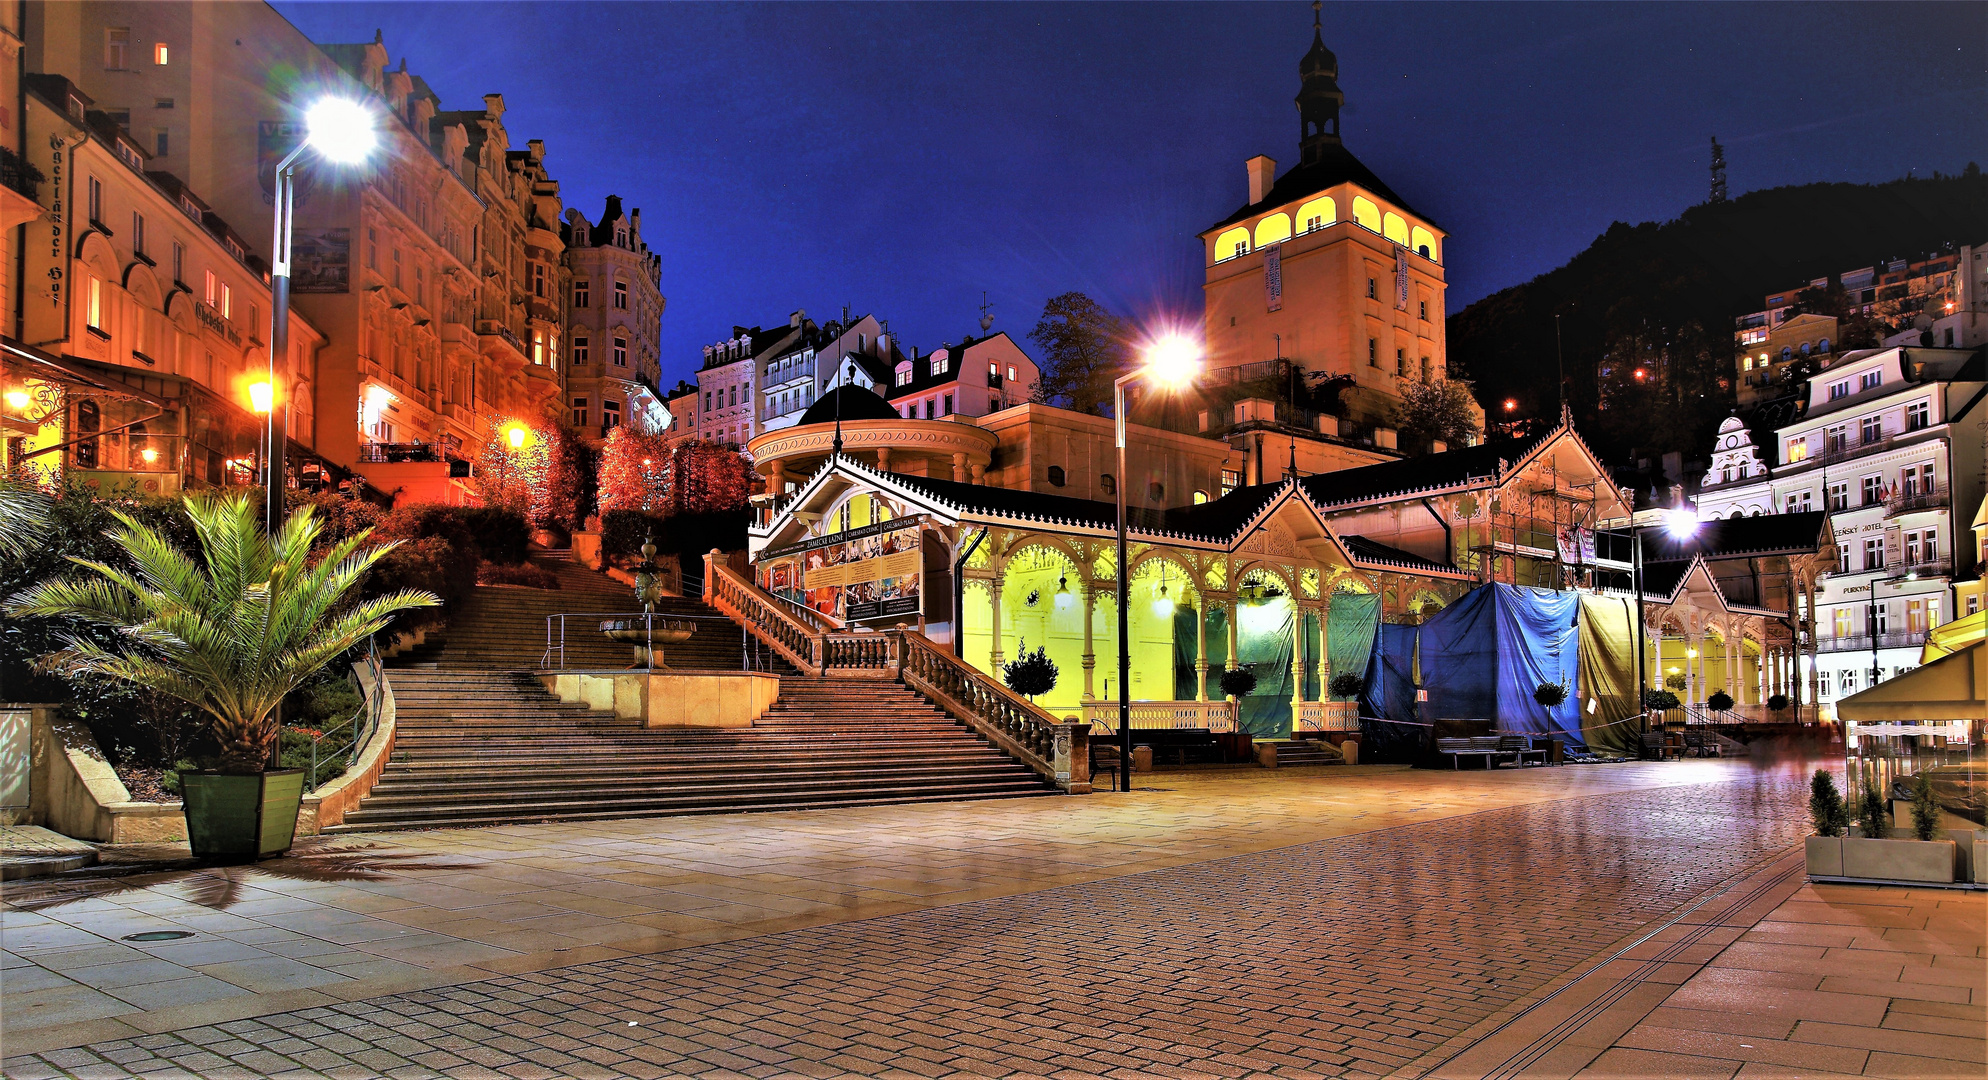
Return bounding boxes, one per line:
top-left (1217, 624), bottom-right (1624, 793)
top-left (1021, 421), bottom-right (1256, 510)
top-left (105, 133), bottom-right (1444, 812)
top-left (1614, 504), bottom-right (1699, 735)
top-left (264, 98), bottom-right (375, 533)
top-left (1113, 334), bottom-right (1201, 794)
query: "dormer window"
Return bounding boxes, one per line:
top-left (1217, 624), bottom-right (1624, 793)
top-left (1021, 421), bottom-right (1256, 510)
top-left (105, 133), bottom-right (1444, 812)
top-left (931, 353), bottom-right (949, 376)
top-left (894, 363), bottom-right (913, 387)
top-left (1858, 370), bottom-right (1882, 391)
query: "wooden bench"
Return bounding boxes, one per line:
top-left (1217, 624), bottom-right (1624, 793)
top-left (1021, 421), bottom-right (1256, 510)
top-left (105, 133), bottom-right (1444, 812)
top-left (1436, 735), bottom-right (1506, 769)
top-left (1090, 728), bottom-right (1223, 770)
top-left (1640, 731), bottom-right (1675, 761)
top-left (1498, 734), bottom-right (1552, 766)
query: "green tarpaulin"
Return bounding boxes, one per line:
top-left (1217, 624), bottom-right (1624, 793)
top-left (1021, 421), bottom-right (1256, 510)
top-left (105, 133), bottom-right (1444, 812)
top-left (1327, 594), bottom-right (1381, 693)
top-left (1577, 595), bottom-right (1639, 756)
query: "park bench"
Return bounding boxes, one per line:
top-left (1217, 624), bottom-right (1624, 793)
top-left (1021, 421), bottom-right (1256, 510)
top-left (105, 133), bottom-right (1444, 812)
top-left (1090, 728), bottom-right (1224, 771)
top-left (1639, 731), bottom-right (1675, 761)
top-left (1498, 734), bottom-right (1552, 766)
top-left (1435, 735), bottom-right (1506, 769)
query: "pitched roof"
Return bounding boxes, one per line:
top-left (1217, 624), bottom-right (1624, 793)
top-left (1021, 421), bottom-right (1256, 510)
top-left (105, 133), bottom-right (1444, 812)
top-left (1298, 438), bottom-right (1518, 508)
top-left (1340, 535), bottom-right (1454, 574)
top-left (1642, 512), bottom-right (1830, 561)
top-left (797, 385), bottom-right (901, 426)
top-left (1207, 141), bottom-right (1428, 233)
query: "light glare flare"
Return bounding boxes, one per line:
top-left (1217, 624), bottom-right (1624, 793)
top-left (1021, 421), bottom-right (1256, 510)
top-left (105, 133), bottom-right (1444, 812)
top-left (1663, 508), bottom-right (1698, 540)
top-left (305, 98), bottom-right (376, 164)
top-left (1140, 333), bottom-right (1202, 390)
top-left (249, 381), bottom-right (273, 414)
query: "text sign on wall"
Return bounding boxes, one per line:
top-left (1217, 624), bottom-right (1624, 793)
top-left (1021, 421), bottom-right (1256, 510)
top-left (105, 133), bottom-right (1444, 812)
top-left (1394, 244), bottom-right (1410, 311)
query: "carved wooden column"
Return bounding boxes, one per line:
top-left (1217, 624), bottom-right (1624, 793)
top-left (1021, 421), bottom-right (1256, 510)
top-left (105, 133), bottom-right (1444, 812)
top-left (1194, 598), bottom-right (1208, 702)
top-left (1080, 584), bottom-right (1096, 701)
top-left (989, 580), bottom-right (1005, 671)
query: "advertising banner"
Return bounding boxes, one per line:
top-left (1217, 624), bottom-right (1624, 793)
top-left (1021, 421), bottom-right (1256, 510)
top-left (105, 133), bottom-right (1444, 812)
top-left (1263, 243), bottom-right (1282, 312)
top-left (758, 518), bottom-right (922, 623)
top-left (290, 228), bottom-right (350, 293)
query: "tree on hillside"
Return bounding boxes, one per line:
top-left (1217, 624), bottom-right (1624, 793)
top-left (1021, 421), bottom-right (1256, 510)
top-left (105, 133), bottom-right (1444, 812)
top-left (1448, 172), bottom-right (1987, 462)
top-left (599, 431), bottom-right (755, 518)
top-left (1389, 378), bottom-right (1480, 453)
top-left (1028, 292), bottom-right (1130, 416)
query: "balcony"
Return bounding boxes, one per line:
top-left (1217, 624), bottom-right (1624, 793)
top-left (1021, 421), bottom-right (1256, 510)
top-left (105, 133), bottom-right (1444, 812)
top-left (985, 371), bottom-right (1003, 389)
top-left (1884, 486), bottom-right (1948, 517)
top-left (1892, 557), bottom-right (1953, 580)
top-left (1, 146), bottom-right (43, 200)
top-left (1819, 630), bottom-right (1925, 654)
top-left (358, 441), bottom-right (444, 464)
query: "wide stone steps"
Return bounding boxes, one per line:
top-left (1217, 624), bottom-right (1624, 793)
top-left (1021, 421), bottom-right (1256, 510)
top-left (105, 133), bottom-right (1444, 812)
top-left (332, 664), bottom-right (1055, 831)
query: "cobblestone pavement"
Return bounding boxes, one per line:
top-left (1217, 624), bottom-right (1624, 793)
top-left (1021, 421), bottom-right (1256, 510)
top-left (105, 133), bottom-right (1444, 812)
top-left (3, 765), bottom-right (1823, 1079)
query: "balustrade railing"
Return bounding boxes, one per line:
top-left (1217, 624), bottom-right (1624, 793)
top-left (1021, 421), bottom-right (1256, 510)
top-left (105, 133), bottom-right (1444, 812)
top-left (1297, 700), bottom-right (1359, 731)
top-left (704, 558), bottom-right (823, 674)
top-left (701, 556), bottom-right (1089, 791)
top-left (898, 631), bottom-right (1086, 791)
top-left (1078, 700), bottom-right (1236, 735)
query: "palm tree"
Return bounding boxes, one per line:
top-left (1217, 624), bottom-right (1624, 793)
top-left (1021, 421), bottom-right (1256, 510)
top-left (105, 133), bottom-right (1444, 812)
top-left (6, 493), bottom-right (437, 773)
top-left (0, 478), bottom-right (53, 559)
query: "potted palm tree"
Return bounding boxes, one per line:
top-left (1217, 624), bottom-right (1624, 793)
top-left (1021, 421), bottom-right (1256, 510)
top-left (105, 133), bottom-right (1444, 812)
top-left (6, 494), bottom-right (436, 860)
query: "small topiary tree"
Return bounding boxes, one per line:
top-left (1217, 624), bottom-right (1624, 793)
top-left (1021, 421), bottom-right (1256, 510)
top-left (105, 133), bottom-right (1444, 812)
top-left (1327, 672), bottom-right (1364, 700)
top-left (1766, 693), bottom-right (1790, 712)
top-left (1002, 644), bottom-right (1058, 701)
top-left (1219, 666), bottom-right (1258, 699)
top-left (1809, 768), bottom-right (1848, 837)
top-left (1909, 772), bottom-right (1941, 841)
top-left (1706, 689), bottom-right (1735, 713)
top-left (1532, 682), bottom-right (1568, 708)
top-left (1642, 688), bottom-right (1681, 712)
top-left (1856, 765), bottom-right (1889, 839)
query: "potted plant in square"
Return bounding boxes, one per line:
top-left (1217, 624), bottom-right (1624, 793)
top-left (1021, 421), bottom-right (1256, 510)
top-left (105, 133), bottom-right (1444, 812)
top-left (1831, 766), bottom-right (1958, 884)
top-left (6, 494), bottom-right (437, 861)
top-left (1002, 641), bottom-right (1058, 702)
top-left (1804, 768), bottom-right (1851, 876)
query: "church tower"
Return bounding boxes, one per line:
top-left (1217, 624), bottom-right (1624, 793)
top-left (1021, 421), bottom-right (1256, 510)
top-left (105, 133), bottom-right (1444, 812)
top-left (1196, 3), bottom-right (1465, 445)
top-left (1296, 1), bottom-right (1343, 163)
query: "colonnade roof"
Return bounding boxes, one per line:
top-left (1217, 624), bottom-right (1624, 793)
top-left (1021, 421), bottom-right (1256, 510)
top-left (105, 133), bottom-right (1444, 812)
top-left (1640, 512), bottom-right (1835, 562)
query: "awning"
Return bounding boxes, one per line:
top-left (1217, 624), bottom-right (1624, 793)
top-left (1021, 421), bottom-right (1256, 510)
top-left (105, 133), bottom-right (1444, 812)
top-left (1837, 640), bottom-right (1984, 723)
top-left (1924, 609), bottom-right (1985, 663)
top-left (0, 337), bottom-right (177, 409)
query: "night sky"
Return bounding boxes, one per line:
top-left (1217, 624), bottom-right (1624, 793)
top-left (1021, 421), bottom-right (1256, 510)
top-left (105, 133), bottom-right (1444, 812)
top-left (273, 1), bottom-right (1986, 386)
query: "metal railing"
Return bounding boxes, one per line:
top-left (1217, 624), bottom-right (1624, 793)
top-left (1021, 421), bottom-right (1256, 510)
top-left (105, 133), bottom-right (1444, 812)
top-left (309, 638), bottom-right (387, 792)
top-left (537, 610), bottom-right (773, 671)
top-left (1884, 486), bottom-right (1949, 516)
top-left (1818, 630), bottom-right (1926, 654)
top-left (898, 630), bottom-right (1065, 783)
top-left (357, 441), bottom-right (444, 463)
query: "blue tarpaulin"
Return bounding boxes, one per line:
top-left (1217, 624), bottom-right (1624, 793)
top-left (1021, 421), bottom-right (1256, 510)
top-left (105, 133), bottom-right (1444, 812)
top-left (1412, 583), bottom-right (1585, 749)
top-left (1496, 584), bottom-right (1583, 747)
top-left (1361, 622), bottom-right (1426, 763)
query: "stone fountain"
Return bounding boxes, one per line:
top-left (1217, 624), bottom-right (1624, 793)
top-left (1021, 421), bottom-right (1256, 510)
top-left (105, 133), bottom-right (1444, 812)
top-left (599, 530), bottom-right (694, 668)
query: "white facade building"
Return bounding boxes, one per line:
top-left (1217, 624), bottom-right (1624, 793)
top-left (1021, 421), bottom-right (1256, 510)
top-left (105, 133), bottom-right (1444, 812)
top-left (1696, 346), bottom-right (1987, 716)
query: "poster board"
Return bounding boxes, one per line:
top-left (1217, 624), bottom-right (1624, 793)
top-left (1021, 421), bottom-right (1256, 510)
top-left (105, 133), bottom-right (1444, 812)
top-left (758, 518), bottom-right (922, 624)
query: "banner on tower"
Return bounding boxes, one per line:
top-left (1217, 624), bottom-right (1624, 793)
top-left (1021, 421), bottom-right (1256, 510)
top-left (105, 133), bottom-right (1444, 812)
top-left (1394, 244), bottom-right (1410, 310)
top-left (1264, 243), bottom-right (1283, 312)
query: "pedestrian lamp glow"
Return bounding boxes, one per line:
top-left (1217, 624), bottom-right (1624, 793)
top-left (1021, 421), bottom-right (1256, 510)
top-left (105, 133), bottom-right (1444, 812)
top-left (249, 380), bottom-right (273, 414)
top-left (304, 98), bottom-right (376, 164)
top-left (1663, 508), bottom-right (1698, 540)
top-left (3, 389), bottom-right (28, 410)
top-left (506, 424), bottom-right (529, 450)
top-left (1141, 334), bottom-right (1202, 389)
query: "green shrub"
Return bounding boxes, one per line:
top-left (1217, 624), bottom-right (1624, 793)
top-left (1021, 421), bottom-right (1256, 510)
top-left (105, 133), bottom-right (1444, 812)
top-left (277, 726), bottom-right (351, 790)
top-left (602, 507), bottom-right (750, 563)
top-left (1642, 688), bottom-right (1681, 712)
top-left (1327, 673), bottom-right (1365, 700)
top-left (380, 504), bottom-right (529, 565)
top-left (1857, 766), bottom-right (1889, 838)
top-left (1766, 693), bottom-right (1790, 711)
top-left (1707, 690), bottom-right (1735, 712)
top-left (1002, 645), bottom-right (1058, 700)
top-left (1533, 682), bottom-right (1568, 708)
top-left (368, 536), bottom-right (474, 624)
top-left (1809, 768), bottom-right (1848, 837)
top-left (1910, 773), bottom-right (1941, 841)
top-left (1219, 667), bottom-right (1258, 698)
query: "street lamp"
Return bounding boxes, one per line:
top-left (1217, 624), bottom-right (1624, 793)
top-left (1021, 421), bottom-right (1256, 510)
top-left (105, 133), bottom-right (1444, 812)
top-left (1616, 494), bottom-right (1698, 736)
top-left (265, 97), bottom-right (376, 533)
top-left (1113, 332), bottom-right (1201, 794)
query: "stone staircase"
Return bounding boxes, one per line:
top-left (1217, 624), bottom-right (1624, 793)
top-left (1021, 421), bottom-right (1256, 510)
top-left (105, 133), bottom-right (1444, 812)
top-left (331, 669), bottom-right (1052, 832)
top-left (391, 554), bottom-right (756, 672)
top-left (344, 551), bottom-right (1055, 831)
top-left (1266, 739), bottom-right (1343, 767)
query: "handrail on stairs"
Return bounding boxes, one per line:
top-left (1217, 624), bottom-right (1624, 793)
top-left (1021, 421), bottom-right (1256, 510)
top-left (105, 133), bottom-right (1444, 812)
top-left (701, 552), bottom-right (1090, 793)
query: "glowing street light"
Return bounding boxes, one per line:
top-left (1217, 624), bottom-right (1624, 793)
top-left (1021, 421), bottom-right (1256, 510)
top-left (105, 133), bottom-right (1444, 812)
top-left (1110, 330), bottom-right (1203, 793)
top-left (249, 380), bottom-right (274, 414)
top-left (1664, 507), bottom-right (1700, 540)
top-left (506, 424), bottom-right (530, 450)
top-left (1502, 398), bottom-right (1518, 412)
top-left (265, 97), bottom-right (377, 535)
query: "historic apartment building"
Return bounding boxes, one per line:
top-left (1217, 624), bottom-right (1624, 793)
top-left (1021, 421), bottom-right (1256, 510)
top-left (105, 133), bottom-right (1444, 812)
top-left (1695, 345), bottom-right (1987, 714)
top-left (12, 1), bottom-right (573, 504)
top-left (562, 195), bottom-right (666, 439)
top-left (4, 73), bottom-right (326, 497)
top-left (688, 312), bottom-right (900, 448)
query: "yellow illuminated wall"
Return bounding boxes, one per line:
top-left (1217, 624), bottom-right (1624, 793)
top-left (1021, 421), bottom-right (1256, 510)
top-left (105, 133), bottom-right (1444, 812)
top-left (1253, 213), bottom-right (1292, 249)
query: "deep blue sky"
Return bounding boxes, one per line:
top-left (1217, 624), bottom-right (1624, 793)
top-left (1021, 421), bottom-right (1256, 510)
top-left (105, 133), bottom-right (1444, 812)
top-left (275, 1), bottom-right (1985, 386)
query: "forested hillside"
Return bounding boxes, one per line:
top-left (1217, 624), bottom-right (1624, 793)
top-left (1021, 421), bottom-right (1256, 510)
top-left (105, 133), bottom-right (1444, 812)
top-left (1448, 168), bottom-right (1987, 461)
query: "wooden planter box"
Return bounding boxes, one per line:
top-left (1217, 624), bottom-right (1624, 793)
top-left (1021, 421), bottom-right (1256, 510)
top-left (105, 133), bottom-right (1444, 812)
top-left (1806, 835), bottom-right (1958, 884)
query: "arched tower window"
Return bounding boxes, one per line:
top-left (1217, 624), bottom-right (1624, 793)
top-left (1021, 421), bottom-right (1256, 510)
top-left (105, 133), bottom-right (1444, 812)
top-left (1383, 212), bottom-right (1409, 246)
top-left (1352, 196), bottom-right (1380, 233)
top-left (1296, 197), bottom-right (1335, 233)
top-left (1214, 227), bottom-right (1251, 262)
top-left (1253, 214), bottom-right (1292, 249)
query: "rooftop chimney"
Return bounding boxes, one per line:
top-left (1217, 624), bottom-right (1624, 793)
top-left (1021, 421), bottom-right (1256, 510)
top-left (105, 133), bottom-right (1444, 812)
top-left (1246, 155), bottom-right (1276, 205)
